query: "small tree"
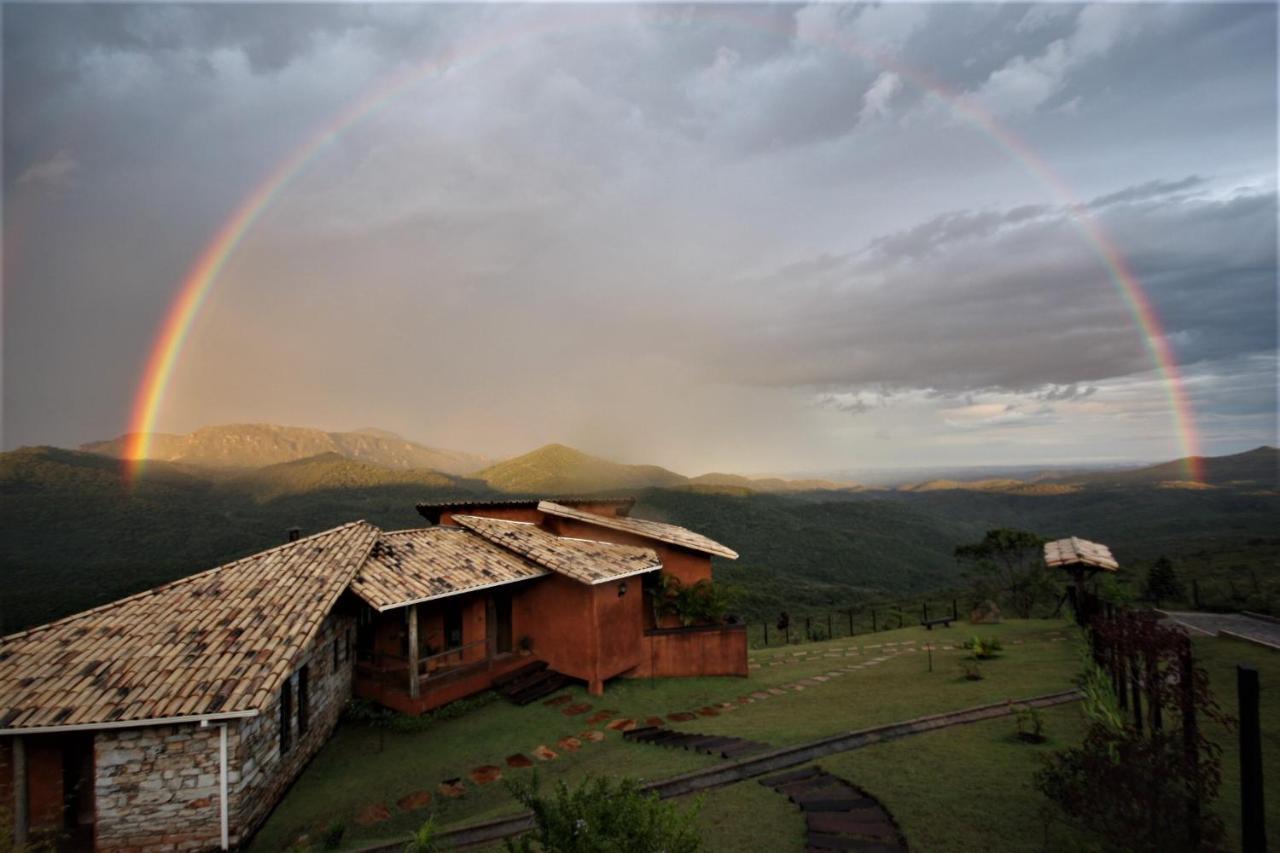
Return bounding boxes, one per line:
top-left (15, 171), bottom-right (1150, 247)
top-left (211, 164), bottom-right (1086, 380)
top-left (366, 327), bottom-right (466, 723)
top-left (954, 529), bottom-right (1052, 618)
top-left (504, 773), bottom-right (702, 853)
top-left (1144, 557), bottom-right (1184, 606)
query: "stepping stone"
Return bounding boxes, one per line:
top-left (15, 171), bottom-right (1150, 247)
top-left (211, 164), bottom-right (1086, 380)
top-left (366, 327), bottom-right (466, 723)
top-left (606, 718), bottom-right (637, 731)
top-left (807, 813), bottom-right (898, 838)
top-left (396, 790), bottom-right (432, 811)
top-left (806, 832), bottom-right (901, 851)
top-left (556, 736), bottom-right (582, 752)
top-left (506, 753), bottom-right (534, 769)
top-left (645, 716), bottom-right (665, 726)
top-left (668, 711), bottom-right (697, 722)
top-left (580, 730), bottom-right (606, 742)
top-left (792, 684), bottom-right (807, 691)
top-left (469, 765), bottom-right (503, 785)
top-left (793, 794), bottom-right (868, 811)
top-left (751, 691), bottom-right (771, 700)
top-left (532, 745), bottom-right (558, 761)
top-left (737, 697), bottom-right (752, 705)
top-left (697, 707), bottom-right (721, 716)
top-left (355, 803), bottom-right (391, 825)
top-left (543, 694), bottom-right (573, 707)
top-left (562, 703), bottom-right (592, 716)
top-left (585, 709), bottom-right (618, 724)
top-left (437, 780), bottom-right (466, 799)
top-left (768, 688), bottom-right (786, 695)
top-left (812, 676), bottom-right (830, 682)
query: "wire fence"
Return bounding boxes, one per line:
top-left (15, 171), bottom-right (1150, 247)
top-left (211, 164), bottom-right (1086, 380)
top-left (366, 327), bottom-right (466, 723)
top-left (743, 595), bottom-right (967, 649)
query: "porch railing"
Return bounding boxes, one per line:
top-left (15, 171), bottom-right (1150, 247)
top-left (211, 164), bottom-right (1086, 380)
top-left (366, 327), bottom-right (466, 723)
top-left (415, 639), bottom-right (489, 679)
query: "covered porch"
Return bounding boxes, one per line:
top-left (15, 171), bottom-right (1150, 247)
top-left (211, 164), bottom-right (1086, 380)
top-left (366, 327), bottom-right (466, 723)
top-left (353, 587), bottom-right (535, 714)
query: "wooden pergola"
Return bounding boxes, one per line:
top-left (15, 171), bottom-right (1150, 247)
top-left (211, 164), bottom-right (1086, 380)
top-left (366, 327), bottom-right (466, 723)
top-left (1044, 536), bottom-right (1119, 624)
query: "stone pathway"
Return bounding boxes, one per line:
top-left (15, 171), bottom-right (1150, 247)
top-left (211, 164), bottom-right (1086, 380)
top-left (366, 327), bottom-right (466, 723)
top-left (1160, 610), bottom-right (1280, 650)
top-left (760, 766), bottom-right (908, 852)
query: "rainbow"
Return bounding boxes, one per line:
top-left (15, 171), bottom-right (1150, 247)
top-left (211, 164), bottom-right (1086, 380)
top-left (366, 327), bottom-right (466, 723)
top-left (123, 10), bottom-right (1204, 481)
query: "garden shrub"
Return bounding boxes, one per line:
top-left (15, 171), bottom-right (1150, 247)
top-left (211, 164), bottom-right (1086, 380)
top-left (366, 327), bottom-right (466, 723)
top-left (503, 773), bottom-right (703, 853)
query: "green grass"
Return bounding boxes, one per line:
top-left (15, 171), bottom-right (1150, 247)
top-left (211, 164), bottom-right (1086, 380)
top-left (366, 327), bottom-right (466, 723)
top-left (250, 619), bottom-right (1080, 850)
top-left (248, 697), bottom-right (718, 850)
top-left (679, 619), bottom-right (1081, 746)
top-left (252, 621), bottom-right (1278, 853)
top-left (820, 704), bottom-right (1090, 852)
top-left (1191, 633), bottom-right (1280, 851)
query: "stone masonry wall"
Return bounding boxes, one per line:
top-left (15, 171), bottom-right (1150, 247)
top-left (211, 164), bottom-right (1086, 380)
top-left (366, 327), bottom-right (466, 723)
top-left (94, 722), bottom-right (232, 853)
top-left (231, 612), bottom-right (356, 845)
top-left (91, 611), bottom-right (355, 852)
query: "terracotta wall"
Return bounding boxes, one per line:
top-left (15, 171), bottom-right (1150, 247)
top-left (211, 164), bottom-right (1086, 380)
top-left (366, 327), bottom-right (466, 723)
top-left (589, 580), bottom-right (645, 686)
top-left (511, 575), bottom-right (598, 686)
top-left (631, 625), bottom-right (748, 679)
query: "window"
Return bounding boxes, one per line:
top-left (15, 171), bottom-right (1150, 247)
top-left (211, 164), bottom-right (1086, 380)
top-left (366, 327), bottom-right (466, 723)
top-left (298, 664), bottom-right (310, 735)
top-left (443, 601), bottom-right (463, 650)
top-left (279, 679), bottom-right (293, 755)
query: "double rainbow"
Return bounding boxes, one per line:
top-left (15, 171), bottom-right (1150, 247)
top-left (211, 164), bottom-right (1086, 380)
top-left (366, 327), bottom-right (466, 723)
top-left (123, 11), bottom-right (1204, 480)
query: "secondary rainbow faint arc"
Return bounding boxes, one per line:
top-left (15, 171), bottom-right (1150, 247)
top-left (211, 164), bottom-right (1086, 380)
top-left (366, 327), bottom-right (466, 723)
top-left (123, 14), bottom-right (1205, 481)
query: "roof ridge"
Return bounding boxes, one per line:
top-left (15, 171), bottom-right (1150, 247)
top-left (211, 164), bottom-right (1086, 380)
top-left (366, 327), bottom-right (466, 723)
top-left (0, 519), bottom-right (378, 645)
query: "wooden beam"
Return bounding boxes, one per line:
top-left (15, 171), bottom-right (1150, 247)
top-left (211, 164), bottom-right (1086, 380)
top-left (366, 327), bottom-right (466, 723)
top-left (407, 606), bottom-right (420, 699)
top-left (13, 735), bottom-right (28, 844)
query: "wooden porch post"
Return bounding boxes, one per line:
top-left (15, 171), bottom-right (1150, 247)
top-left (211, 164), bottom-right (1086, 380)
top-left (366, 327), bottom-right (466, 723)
top-left (12, 735), bottom-right (28, 844)
top-left (407, 605), bottom-right (420, 699)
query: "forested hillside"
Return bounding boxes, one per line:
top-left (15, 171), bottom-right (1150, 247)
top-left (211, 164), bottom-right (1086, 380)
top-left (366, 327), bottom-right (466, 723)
top-left (3, 444), bottom-right (1277, 632)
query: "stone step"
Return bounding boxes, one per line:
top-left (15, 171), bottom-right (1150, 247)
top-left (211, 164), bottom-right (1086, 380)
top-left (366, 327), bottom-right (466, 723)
top-left (806, 812), bottom-right (899, 839)
top-left (621, 725), bottom-right (661, 741)
top-left (807, 834), bottom-right (904, 852)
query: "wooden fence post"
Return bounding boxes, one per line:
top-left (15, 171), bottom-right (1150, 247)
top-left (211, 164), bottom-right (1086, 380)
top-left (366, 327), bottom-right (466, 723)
top-left (1181, 637), bottom-right (1201, 848)
top-left (1239, 665), bottom-right (1266, 852)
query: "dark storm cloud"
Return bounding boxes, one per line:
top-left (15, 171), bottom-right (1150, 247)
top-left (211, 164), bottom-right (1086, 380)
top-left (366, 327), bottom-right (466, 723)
top-left (712, 185), bottom-right (1277, 396)
top-left (3, 2), bottom-right (1276, 466)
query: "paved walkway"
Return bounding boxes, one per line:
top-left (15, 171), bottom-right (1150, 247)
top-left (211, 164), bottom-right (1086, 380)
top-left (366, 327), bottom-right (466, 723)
top-left (1160, 611), bottom-right (1280, 650)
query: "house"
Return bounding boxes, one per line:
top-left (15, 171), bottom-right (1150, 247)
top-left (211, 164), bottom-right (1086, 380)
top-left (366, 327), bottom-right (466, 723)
top-left (0, 499), bottom-right (741, 851)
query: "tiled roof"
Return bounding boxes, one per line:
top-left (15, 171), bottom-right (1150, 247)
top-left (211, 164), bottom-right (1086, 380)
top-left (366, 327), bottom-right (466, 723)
top-left (416, 497), bottom-right (634, 522)
top-left (352, 528), bottom-right (549, 611)
top-left (0, 522), bottom-right (378, 732)
top-left (538, 501), bottom-right (738, 560)
top-left (1044, 537), bottom-right (1119, 572)
top-left (452, 515), bottom-right (662, 585)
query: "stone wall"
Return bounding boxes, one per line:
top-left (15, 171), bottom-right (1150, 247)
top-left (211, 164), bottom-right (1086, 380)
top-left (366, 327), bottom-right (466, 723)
top-left (94, 723), bottom-right (229, 852)
top-left (90, 611), bottom-right (356, 852)
top-left (231, 612), bottom-right (356, 845)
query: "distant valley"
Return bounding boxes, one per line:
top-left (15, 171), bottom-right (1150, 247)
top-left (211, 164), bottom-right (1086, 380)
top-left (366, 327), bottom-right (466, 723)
top-left (2, 424), bottom-right (1276, 634)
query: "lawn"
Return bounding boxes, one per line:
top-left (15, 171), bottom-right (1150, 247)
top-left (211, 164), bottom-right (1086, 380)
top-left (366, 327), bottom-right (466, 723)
top-left (251, 618), bottom-right (1277, 852)
top-left (251, 619), bottom-right (1079, 850)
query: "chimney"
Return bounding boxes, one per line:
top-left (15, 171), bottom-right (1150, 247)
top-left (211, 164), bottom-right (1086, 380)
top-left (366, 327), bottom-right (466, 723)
top-left (287, 527), bottom-right (301, 543)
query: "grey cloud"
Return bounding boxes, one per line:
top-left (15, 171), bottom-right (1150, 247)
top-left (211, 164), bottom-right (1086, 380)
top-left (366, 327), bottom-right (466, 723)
top-left (1088, 176), bottom-right (1205, 209)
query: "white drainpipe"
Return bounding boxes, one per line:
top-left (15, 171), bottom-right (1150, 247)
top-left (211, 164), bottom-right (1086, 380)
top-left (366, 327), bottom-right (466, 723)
top-left (201, 719), bottom-right (230, 850)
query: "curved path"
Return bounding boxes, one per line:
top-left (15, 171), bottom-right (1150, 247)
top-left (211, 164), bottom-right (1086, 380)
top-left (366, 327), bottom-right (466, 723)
top-left (357, 688), bottom-right (1080, 851)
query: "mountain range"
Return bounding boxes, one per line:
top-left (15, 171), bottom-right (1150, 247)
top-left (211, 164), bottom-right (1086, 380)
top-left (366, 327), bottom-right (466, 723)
top-left (3, 424), bottom-right (1275, 634)
top-left (82, 424), bottom-right (491, 477)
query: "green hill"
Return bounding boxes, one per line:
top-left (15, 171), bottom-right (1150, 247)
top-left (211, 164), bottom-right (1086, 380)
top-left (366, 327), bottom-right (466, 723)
top-left (4, 443), bottom-right (1279, 634)
top-left (477, 443), bottom-right (688, 493)
top-left (227, 453), bottom-right (470, 501)
top-left (82, 423), bottom-right (490, 476)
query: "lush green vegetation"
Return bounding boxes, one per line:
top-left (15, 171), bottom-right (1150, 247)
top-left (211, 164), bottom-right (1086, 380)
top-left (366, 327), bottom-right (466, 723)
top-left (4, 444), bottom-right (1277, 632)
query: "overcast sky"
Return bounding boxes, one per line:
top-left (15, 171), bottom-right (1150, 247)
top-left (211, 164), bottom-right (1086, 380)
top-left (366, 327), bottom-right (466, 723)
top-left (3, 2), bottom-right (1276, 475)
